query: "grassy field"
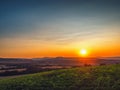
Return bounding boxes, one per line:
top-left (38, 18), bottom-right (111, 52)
top-left (0, 64), bottom-right (120, 90)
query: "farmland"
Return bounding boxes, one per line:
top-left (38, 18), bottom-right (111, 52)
top-left (0, 64), bottom-right (120, 90)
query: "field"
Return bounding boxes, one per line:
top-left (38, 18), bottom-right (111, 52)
top-left (0, 64), bottom-right (120, 90)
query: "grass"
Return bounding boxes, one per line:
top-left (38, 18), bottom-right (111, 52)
top-left (0, 64), bottom-right (120, 90)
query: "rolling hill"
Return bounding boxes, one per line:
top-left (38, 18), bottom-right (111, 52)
top-left (0, 64), bottom-right (120, 90)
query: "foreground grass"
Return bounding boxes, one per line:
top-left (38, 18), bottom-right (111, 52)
top-left (0, 64), bottom-right (120, 90)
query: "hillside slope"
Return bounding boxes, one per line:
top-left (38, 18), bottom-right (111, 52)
top-left (0, 64), bottom-right (120, 90)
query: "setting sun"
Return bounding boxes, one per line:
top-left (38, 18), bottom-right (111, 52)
top-left (80, 49), bottom-right (87, 56)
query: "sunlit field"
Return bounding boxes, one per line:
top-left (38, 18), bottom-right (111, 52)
top-left (0, 64), bottom-right (120, 90)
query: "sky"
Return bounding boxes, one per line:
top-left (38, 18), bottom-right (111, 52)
top-left (0, 0), bottom-right (120, 58)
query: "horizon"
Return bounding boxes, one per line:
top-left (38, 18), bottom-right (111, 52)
top-left (0, 0), bottom-right (120, 58)
top-left (0, 56), bottom-right (120, 59)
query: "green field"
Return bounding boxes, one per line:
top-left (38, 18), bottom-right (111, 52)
top-left (0, 64), bottom-right (120, 90)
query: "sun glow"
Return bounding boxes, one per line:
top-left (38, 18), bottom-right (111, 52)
top-left (80, 49), bottom-right (87, 56)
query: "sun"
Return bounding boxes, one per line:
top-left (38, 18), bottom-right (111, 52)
top-left (80, 49), bottom-right (87, 56)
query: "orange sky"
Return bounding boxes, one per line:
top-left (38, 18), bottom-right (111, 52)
top-left (0, 36), bottom-right (120, 58)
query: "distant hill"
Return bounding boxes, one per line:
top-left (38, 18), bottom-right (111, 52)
top-left (0, 64), bottom-right (120, 90)
top-left (100, 57), bottom-right (120, 60)
top-left (0, 58), bottom-right (31, 64)
top-left (0, 57), bottom-right (120, 65)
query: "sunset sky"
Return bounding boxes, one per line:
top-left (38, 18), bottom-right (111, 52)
top-left (0, 0), bottom-right (120, 58)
